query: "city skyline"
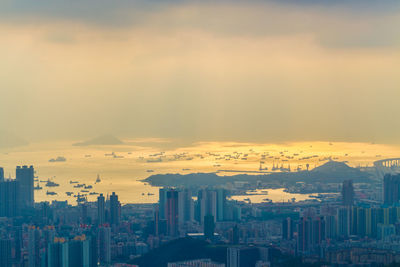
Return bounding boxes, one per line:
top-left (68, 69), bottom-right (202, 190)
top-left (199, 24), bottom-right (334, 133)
top-left (1, 1), bottom-right (400, 266)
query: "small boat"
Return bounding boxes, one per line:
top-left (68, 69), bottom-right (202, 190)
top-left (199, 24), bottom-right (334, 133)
top-left (95, 175), bottom-right (101, 184)
top-left (146, 170), bottom-right (154, 173)
top-left (46, 191), bottom-right (57, 196)
top-left (66, 192), bottom-right (73, 196)
top-left (45, 179), bottom-right (60, 187)
top-left (147, 193), bottom-right (154, 196)
top-left (34, 183), bottom-right (42, 190)
top-left (70, 180), bottom-right (79, 184)
top-left (84, 185), bottom-right (93, 189)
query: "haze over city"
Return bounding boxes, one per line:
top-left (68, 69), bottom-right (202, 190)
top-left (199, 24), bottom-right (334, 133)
top-left (1, 1), bottom-right (400, 267)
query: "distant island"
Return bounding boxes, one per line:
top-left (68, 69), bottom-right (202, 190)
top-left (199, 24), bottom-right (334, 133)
top-left (73, 134), bottom-right (124, 146)
top-left (49, 156), bottom-right (67, 162)
top-left (143, 161), bottom-right (374, 188)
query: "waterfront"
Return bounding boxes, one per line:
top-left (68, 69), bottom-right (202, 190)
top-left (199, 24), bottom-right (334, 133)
top-left (0, 139), bottom-right (398, 204)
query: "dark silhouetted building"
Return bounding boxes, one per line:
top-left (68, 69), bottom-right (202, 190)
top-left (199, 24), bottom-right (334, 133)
top-left (342, 180), bottom-right (354, 206)
top-left (16, 165), bottom-right (34, 208)
top-left (48, 239), bottom-right (68, 267)
top-left (68, 236), bottom-right (90, 267)
top-left (0, 239), bottom-right (12, 267)
top-left (98, 227), bottom-right (111, 265)
top-left (159, 188), bottom-right (167, 220)
top-left (282, 217), bottom-right (295, 240)
top-left (204, 214), bottom-right (215, 239)
top-left (167, 189), bottom-right (179, 237)
top-left (178, 188), bottom-right (193, 225)
top-left (109, 192), bottom-right (120, 226)
top-left (97, 193), bottom-right (105, 225)
top-left (0, 180), bottom-right (20, 217)
top-left (0, 167), bottom-right (4, 182)
top-left (384, 174), bottom-right (400, 205)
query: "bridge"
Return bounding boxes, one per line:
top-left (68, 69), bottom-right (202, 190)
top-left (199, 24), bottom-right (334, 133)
top-left (373, 158), bottom-right (400, 176)
top-left (374, 158), bottom-right (400, 168)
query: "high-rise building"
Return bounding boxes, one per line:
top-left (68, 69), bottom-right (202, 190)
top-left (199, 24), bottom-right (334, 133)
top-left (342, 180), bottom-right (354, 206)
top-left (159, 188), bottom-right (168, 220)
top-left (167, 189), bottom-right (179, 237)
top-left (0, 167), bottom-right (4, 182)
top-left (97, 193), bottom-right (105, 225)
top-left (297, 217), bottom-right (325, 254)
top-left (282, 217), bottom-right (295, 240)
top-left (216, 188), bottom-right (227, 221)
top-left (28, 226), bottom-right (41, 267)
top-left (0, 180), bottom-right (20, 217)
top-left (68, 236), bottom-right (90, 267)
top-left (98, 227), bottom-right (111, 265)
top-left (16, 165), bottom-right (34, 208)
top-left (0, 239), bottom-right (12, 267)
top-left (227, 247), bottom-right (240, 267)
top-left (204, 214), bottom-right (215, 239)
top-left (197, 189), bottom-right (217, 224)
top-left (48, 238), bottom-right (69, 267)
top-left (109, 192), bottom-right (120, 226)
top-left (178, 188), bottom-right (194, 225)
top-left (384, 174), bottom-right (400, 205)
top-left (337, 207), bottom-right (350, 238)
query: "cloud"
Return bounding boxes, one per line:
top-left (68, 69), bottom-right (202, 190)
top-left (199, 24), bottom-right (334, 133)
top-left (0, 1), bottom-right (399, 143)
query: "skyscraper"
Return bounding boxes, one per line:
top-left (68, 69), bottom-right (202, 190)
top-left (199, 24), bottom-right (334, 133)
top-left (167, 189), bottom-right (179, 237)
top-left (0, 167), bottom-right (4, 182)
top-left (16, 165), bottom-right (34, 208)
top-left (109, 192), bottom-right (120, 226)
top-left (48, 238), bottom-right (69, 267)
top-left (97, 193), bottom-right (105, 225)
top-left (0, 239), bottom-right (11, 267)
top-left (159, 188), bottom-right (167, 220)
top-left (28, 226), bottom-right (41, 267)
top-left (282, 217), bottom-right (295, 240)
top-left (197, 189), bottom-right (217, 224)
top-left (216, 188), bottom-right (227, 221)
top-left (384, 174), bottom-right (400, 205)
top-left (337, 207), bottom-right (351, 238)
top-left (178, 188), bottom-right (193, 225)
top-left (98, 226), bottom-right (111, 265)
top-left (342, 180), bottom-right (354, 206)
top-left (68, 236), bottom-right (90, 267)
top-left (204, 214), bottom-right (215, 239)
top-left (0, 180), bottom-right (20, 217)
top-left (227, 247), bottom-right (240, 267)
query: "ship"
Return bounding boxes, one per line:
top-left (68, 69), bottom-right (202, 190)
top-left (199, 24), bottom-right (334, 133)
top-left (34, 183), bottom-right (42, 190)
top-left (45, 179), bottom-right (59, 187)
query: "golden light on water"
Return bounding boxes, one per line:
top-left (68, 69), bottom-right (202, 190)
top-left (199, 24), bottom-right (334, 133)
top-left (0, 140), bottom-right (398, 204)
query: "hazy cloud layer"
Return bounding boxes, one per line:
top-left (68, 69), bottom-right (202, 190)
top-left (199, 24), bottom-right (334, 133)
top-left (0, 1), bottom-right (399, 143)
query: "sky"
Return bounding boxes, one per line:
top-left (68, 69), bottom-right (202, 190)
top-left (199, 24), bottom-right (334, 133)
top-left (0, 0), bottom-right (399, 144)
